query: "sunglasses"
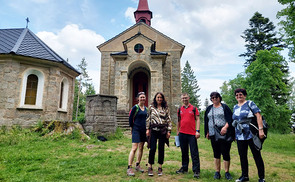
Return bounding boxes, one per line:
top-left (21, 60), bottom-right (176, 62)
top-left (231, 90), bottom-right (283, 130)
top-left (235, 93), bottom-right (244, 97)
top-left (211, 96), bottom-right (218, 99)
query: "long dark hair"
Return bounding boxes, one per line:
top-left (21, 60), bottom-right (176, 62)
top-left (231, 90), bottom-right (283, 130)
top-left (152, 92), bottom-right (167, 109)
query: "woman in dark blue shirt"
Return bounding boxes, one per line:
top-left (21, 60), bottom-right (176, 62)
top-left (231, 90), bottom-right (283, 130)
top-left (127, 92), bottom-right (148, 176)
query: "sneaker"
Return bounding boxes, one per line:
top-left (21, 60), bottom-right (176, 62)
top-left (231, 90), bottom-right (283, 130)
top-left (158, 167), bottom-right (163, 176)
top-left (176, 167), bottom-right (188, 174)
top-left (194, 171), bottom-right (200, 178)
top-left (258, 179), bottom-right (265, 182)
top-left (235, 176), bottom-right (249, 182)
top-left (214, 172), bottom-right (221, 179)
top-left (148, 167), bottom-right (153, 176)
top-left (225, 172), bottom-right (233, 180)
top-left (127, 168), bottom-right (135, 176)
top-left (135, 165), bottom-right (144, 173)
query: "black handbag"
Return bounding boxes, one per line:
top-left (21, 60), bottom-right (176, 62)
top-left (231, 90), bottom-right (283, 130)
top-left (247, 101), bottom-right (268, 150)
top-left (212, 108), bottom-right (233, 143)
top-left (214, 125), bottom-right (233, 142)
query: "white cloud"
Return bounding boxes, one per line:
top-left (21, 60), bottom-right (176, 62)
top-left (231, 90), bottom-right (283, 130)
top-left (37, 24), bottom-right (105, 93)
top-left (147, 0), bottom-right (287, 108)
top-left (125, 7), bottom-right (136, 24)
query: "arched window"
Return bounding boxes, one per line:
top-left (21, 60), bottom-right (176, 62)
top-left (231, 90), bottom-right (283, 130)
top-left (25, 74), bottom-right (38, 105)
top-left (59, 78), bottom-right (69, 111)
top-left (20, 69), bottom-right (44, 108)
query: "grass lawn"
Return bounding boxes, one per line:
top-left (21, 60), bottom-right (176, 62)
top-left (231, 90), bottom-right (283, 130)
top-left (0, 125), bottom-right (294, 182)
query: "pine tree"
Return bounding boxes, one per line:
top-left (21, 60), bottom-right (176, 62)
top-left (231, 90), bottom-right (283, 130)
top-left (181, 60), bottom-right (201, 108)
top-left (240, 12), bottom-right (284, 67)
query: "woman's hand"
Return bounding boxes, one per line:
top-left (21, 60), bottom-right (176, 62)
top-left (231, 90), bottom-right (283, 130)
top-left (206, 132), bottom-right (209, 140)
top-left (166, 132), bottom-right (171, 139)
top-left (146, 129), bottom-right (150, 137)
top-left (259, 129), bottom-right (266, 139)
top-left (221, 126), bottom-right (228, 135)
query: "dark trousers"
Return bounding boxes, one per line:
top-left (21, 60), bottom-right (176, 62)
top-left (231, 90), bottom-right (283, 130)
top-left (210, 136), bottom-right (232, 161)
top-left (148, 130), bottom-right (166, 165)
top-left (179, 133), bottom-right (200, 172)
top-left (237, 139), bottom-right (265, 179)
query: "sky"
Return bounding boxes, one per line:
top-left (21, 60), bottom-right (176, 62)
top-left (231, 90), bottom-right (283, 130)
top-left (1, 0), bottom-right (294, 109)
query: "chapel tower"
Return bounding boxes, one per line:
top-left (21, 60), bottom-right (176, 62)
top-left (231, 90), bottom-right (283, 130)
top-left (134, 0), bottom-right (153, 26)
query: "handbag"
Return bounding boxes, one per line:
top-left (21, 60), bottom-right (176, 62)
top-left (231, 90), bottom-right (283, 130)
top-left (212, 107), bottom-right (233, 143)
top-left (247, 101), bottom-right (268, 150)
top-left (214, 125), bottom-right (233, 142)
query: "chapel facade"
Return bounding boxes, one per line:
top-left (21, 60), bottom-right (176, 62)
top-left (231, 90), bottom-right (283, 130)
top-left (97, 0), bottom-right (184, 122)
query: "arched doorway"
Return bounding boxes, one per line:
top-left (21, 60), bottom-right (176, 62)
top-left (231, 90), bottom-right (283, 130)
top-left (132, 72), bottom-right (148, 107)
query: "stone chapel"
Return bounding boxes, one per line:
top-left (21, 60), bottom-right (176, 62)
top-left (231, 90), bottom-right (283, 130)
top-left (0, 28), bottom-right (79, 127)
top-left (97, 0), bottom-right (185, 123)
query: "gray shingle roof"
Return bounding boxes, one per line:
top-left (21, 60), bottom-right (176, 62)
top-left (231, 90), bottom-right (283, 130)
top-left (0, 28), bottom-right (79, 74)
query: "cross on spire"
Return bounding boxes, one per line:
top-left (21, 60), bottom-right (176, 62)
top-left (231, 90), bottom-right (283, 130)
top-left (26, 17), bottom-right (30, 28)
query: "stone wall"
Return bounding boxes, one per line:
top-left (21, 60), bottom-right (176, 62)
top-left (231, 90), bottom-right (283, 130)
top-left (84, 94), bottom-right (118, 134)
top-left (0, 56), bottom-right (77, 127)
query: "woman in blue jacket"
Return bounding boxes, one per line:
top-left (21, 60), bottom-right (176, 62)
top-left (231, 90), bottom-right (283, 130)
top-left (127, 92), bottom-right (148, 176)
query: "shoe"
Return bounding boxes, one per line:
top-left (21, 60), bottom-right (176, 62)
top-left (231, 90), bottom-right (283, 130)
top-left (235, 176), bottom-right (249, 182)
top-left (158, 167), bottom-right (163, 176)
top-left (135, 165), bottom-right (144, 173)
top-left (194, 171), bottom-right (200, 178)
top-left (225, 172), bottom-right (233, 180)
top-left (127, 168), bottom-right (135, 176)
top-left (148, 167), bottom-right (153, 176)
top-left (258, 179), bottom-right (265, 182)
top-left (176, 167), bottom-right (188, 174)
top-left (214, 172), bottom-right (221, 179)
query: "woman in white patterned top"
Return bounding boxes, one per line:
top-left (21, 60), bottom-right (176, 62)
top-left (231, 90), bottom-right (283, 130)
top-left (204, 92), bottom-right (234, 180)
top-left (146, 92), bottom-right (172, 176)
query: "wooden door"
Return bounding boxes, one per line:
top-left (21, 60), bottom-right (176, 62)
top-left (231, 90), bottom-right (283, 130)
top-left (132, 72), bottom-right (148, 107)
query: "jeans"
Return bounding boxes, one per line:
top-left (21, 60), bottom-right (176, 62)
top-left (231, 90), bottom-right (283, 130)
top-left (179, 132), bottom-right (200, 172)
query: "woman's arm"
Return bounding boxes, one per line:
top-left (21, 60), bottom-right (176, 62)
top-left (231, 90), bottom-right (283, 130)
top-left (255, 112), bottom-right (265, 139)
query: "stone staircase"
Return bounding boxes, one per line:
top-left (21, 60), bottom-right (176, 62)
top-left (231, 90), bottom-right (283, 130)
top-left (117, 111), bottom-right (130, 129)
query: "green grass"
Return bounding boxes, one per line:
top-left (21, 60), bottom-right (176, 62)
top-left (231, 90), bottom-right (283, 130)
top-left (0, 126), bottom-right (294, 182)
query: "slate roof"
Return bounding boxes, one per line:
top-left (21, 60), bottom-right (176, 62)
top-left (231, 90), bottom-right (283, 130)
top-left (0, 28), bottom-right (79, 74)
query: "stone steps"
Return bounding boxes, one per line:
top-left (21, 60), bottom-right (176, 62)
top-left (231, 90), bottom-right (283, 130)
top-left (117, 113), bottom-right (130, 129)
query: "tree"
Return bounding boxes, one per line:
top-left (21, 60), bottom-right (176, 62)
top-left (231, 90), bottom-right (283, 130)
top-left (277, 0), bottom-right (295, 62)
top-left (244, 48), bottom-right (291, 133)
top-left (220, 73), bottom-right (245, 110)
top-left (240, 12), bottom-right (284, 67)
top-left (73, 58), bottom-right (96, 124)
top-left (181, 60), bottom-right (201, 108)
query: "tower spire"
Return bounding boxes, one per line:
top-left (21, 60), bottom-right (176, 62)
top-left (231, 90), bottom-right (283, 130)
top-left (134, 0), bottom-right (153, 26)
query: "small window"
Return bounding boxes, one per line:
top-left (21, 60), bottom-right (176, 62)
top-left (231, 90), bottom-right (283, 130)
top-left (134, 44), bottom-right (144, 53)
top-left (59, 82), bottom-right (64, 108)
top-left (25, 74), bottom-right (38, 105)
top-left (59, 78), bottom-right (69, 111)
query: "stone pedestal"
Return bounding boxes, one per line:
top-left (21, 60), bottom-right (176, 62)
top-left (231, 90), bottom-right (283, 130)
top-left (84, 94), bottom-right (118, 134)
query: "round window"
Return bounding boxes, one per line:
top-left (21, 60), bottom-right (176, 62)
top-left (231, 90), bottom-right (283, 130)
top-left (134, 44), bottom-right (144, 53)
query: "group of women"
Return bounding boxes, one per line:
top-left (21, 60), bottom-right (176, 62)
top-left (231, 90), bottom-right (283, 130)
top-left (127, 88), bottom-right (266, 182)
